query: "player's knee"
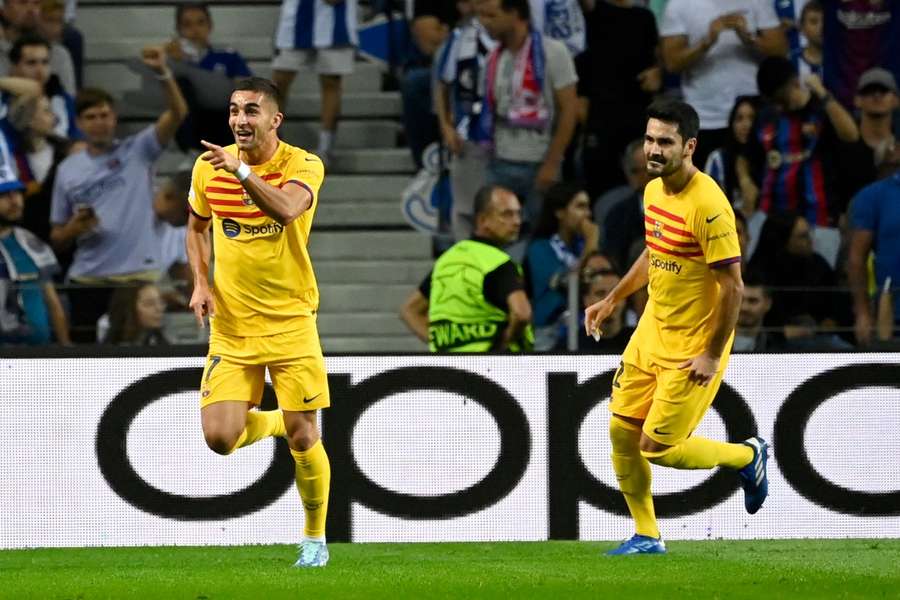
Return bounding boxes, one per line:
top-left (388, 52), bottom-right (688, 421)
top-left (285, 417), bottom-right (318, 451)
top-left (203, 428), bottom-right (241, 456)
top-left (609, 416), bottom-right (642, 452)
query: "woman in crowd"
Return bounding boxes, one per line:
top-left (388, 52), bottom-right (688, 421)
top-left (704, 95), bottom-right (761, 214)
top-left (524, 181), bottom-right (599, 350)
top-left (104, 283), bottom-right (169, 346)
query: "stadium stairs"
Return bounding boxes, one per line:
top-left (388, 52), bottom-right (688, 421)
top-left (80, 0), bottom-right (429, 351)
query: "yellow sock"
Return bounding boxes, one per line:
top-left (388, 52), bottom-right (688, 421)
top-left (230, 410), bottom-right (286, 452)
top-left (291, 440), bottom-right (330, 539)
top-left (609, 416), bottom-right (659, 539)
top-left (642, 436), bottom-right (753, 470)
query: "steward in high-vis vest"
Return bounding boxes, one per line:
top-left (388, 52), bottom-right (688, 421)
top-left (400, 185), bottom-right (534, 352)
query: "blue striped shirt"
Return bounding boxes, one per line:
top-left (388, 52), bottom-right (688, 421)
top-left (275, 0), bottom-right (359, 50)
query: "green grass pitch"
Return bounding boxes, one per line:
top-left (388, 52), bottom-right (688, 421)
top-left (1, 540), bottom-right (898, 599)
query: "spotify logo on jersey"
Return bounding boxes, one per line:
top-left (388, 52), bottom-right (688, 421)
top-left (222, 218), bottom-right (241, 238)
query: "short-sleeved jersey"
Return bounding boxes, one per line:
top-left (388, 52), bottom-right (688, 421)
top-left (188, 141), bottom-right (324, 337)
top-left (624, 172), bottom-right (741, 368)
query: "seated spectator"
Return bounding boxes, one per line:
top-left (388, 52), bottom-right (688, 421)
top-left (752, 56), bottom-right (859, 265)
top-left (2, 93), bottom-right (76, 253)
top-left (577, 0), bottom-right (659, 199)
top-left (103, 282), bottom-right (168, 346)
top-left (0, 0), bottom-right (76, 95)
top-left (152, 169), bottom-right (191, 289)
top-left (704, 95), bottom-right (760, 212)
top-left (791, 1), bottom-right (822, 83)
top-left (580, 249), bottom-right (617, 280)
top-left (601, 138), bottom-right (649, 271)
top-left (49, 47), bottom-right (187, 343)
top-left (399, 184), bottom-right (533, 352)
top-left (577, 268), bottom-right (632, 352)
top-left (0, 175), bottom-right (69, 344)
top-left (733, 268), bottom-right (773, 352)
top-left (271, 0), bottom-right (358, 163)
top-left (524, 181), bottom-right (597, 350)
top-left (748, 210), bottom-right (849, 337)
top-left (847, 154), bottom-right (900, 347)
top-left (660, 0), bottom-right (786, 169)
top-left (480, 0), bottom-right (578, 226)
top-left (6, 33), bottom-right (79, 138)
top-left (164, 1), bottom-right (252, 151)
top-left (434, 0), bottom-right (495, 241)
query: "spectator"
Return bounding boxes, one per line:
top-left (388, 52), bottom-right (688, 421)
top-left (1, 93), bottom-right (76, 257)
top-left (847, 156), bottom-right (900, 347)
top-left (753, 57), bottom-right (859, 235)
top-left (704, 95), bottom-right (760, 212)
top-left (577, 268), bottom-right (632, 352)
top-left (49, 47), bottom-right (187, 343)
top-left (480, 0), bottom-right (578, 225)
top-left (791, 1), bottom-right (822, 83)
top-left (271, 0), bottom-right (358, 164)
top-left (529, 0), bottom-right (590, 57)
top-left (822, 0), bottom-right (900, 108)
top-left (0, 175), bottom-right (69, 344)
top-left (733, 268), bottom-right (773, 351)
top-left (104, 282), bottom-right (168, 346)
top-left (434, 0), bottom-right (496, 241)
top-left (403, 0), bottom-right (459, 169)
top-left (37, 0), bottom-right (80, 89)
top-left (577, 0), bottom-right (659, 198)
top-left (748, 210), bottom-right (848, 337)
top-left (601, 138), bottom-right (650, 271)
top-left (854, 69), bottom-right (898, 176)
top-left (0, 0), bottom-right (75, 95)
top-left (163, 2), bottom-right (252, 151)
top-left (399, 184), bottom-right (534, 352)
top-left (660, 0), bottom-right (786, 169)
top-left (152, 169), bottom-right (191, 288)
top-left (7, 33), bottom-right (78, 138)
top-left (524, 181), bottom-right (598, 349)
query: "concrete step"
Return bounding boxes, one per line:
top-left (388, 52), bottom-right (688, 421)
top-left (321, 335), bottom-right (426, 353)
top-left (315, 199), bottom-right (405, 227)
top-left (117, 119), bottom-right (401, 150)
top-left (314, 259), bottom-right (431, 284)
top-left (316, 312), bottom-right (410, 336)
top-left (319, 283), bottom-right (410, 311)
top-left (119, 91), bottom-right (402, 119)
top-left (86, 61), bottom-right (383, 95)
top-left (326, 148), bottom-right (414, 174)
top-left (309, 231), bottom-right (431, 260)
top-left (323, 175), bottom-right (408, 202)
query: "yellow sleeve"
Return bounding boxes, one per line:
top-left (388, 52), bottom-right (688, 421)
top-left (188, 159), bottom-right (211, 220)
top-left (284, 151), bottom-right (325, 209)
top-left (692, 183), bottom-right (741, 267)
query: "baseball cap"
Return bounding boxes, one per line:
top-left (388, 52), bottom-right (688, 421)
top-left (0, 179), bottom-right (25, 194)
top-left (857, 68), bottom-right (898, 94)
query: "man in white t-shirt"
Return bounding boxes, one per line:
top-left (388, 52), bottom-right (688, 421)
top-left (660, 0), bottom-right (786, 168)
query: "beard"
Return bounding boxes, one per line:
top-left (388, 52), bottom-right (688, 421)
top-left (0, 214), bottom-right (20, 227)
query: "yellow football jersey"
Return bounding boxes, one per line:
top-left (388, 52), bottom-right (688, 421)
top-left (624, 172), bottom-right (741, 368)
top-left (188, 141), bottom-right (325, 337)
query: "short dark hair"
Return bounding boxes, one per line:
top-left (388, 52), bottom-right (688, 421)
top-left (232, 77), bottom-right (282, 112)
top-left (757, 57), bottom-right (797, 100)
top-left (742, 268), bottom-right (770, 296)
top-left (646, 98), bottom-right (700, 142)
top-left (532, 180), bottom-right (586, 239)
top-left (9, 32), bottom-right (50, 65)
top-left (800, 0), bottom-right (822, 22)
top-left (75, 87), bottom-right (116, 116)
top-left (500, 0), bottom-right (530, 20)
top-left (176, 2), bottom-right (210, 29)
top-left (473, 184), bottom-right (506, 218)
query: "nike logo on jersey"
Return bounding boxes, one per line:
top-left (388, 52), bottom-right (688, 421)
top-left (303, 393), bottom-right (322, 404)
top-left (706, 214), bottom-right (722, 224)
top-left (653, 427), bottom-right (670, 436)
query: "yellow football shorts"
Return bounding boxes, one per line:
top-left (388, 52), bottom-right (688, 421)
top-left (199, 318), bottom-right (330, 412)
top-left (609, 356), bottom-right (730, 446)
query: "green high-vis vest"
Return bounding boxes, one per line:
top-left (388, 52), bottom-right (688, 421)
top-left (427, 239), bottom-right (533, 352)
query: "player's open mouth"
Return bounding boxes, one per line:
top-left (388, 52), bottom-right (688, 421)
top-left (236, 131), bottom-right (253, 141)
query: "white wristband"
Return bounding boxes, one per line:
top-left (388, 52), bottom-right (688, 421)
top-left (235, 162), bottom-right (252, 182)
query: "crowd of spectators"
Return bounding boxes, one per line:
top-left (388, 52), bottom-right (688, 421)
top-left (1, 0), bottom-right (899, 352)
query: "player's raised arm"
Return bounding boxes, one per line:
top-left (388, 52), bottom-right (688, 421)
top-left (585, 248), bottom-right (649, 335)
top-left (186, 211), bottom-right (214, 328)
